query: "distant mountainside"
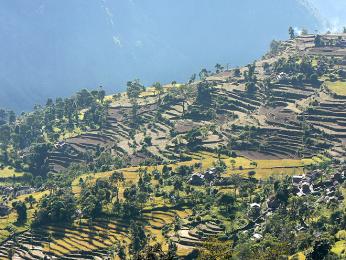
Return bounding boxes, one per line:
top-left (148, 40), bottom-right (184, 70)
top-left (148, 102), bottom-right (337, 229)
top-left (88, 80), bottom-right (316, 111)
top-left (1, 32), bottom-right (346, 259)
top-left (43, 33), bottom-right (346, 175)
top-left (0, 0), bottom-right (319, 111)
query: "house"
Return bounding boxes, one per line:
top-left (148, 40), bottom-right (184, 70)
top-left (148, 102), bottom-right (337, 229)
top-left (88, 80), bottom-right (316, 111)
top-left (292, 175), bottom-right (304, 185)
top-left (250, 203), bottom-right (261, 209)
top-left (54, 141), bottom-right (66, 149)
top-left (204, 168), bottom-right (219, 182)
top-left (0, 186), bottom-right (13, 195)
top-left (14, 186), bottom-right (35, 197)
top-left (252, 233), bottom-right (263, 241)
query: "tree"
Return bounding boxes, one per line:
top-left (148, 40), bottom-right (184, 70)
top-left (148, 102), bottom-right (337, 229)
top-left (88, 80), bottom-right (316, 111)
top-left (34, 189), bottom-right (76, 225)
top-left (12, 201), bottom-right (27, 223)
top-left (248, 170), bottom-right (256, 179)
top-left (173, 179), bottom-right (183, 196)
top-left (116, 242), bottom-right (126, 260)
top-left (0, 109), bottom-right (7, 125)
top-left (110, 171), bottom-right (125, 202)
top-left (135, 243), bottom-right (173, 259)
top-left (199, 68), bottom-right (210, 80)
top-left (97, 87), bottom-right (106, 102)
top-left (199, 239), bottom-right (233, 259)
top-left (153, 82), bottom-right (164, 102)
top-left (217, 193), bottom-right (236, 213)
top-left (25, 195), bottom-right (36, 209)
top-left (189, 73), bottom-right (196, 84)
top-left (196, 81), bottom-right (213, 106)
top-left (229, 173), bottom-right (242, 198)
top-left (289, 26), bottom-right (295, 39)
top-left (143, 136), bottom-right (152, 146)
top-left (307, 239), bottom-right (331, 260)
top-left (215, 63), bottom-right (224, 73)
top-left (80, 178), bottom-right (112, 219)
top-left (167, 84), bottom-right (194, 116)
top-left (76, 89), bottom-right (94, 108)
top-left (127, 79), bottom-right (144, 100)
top-left (245, 81), bottom-right (256, 93)
top-left (0, 125), bottom-right (11, 148)
top-left (185, 128), bottom-right (203, 150)
top-left (28, 143), bottom-right (51, 177)
top-left (270, 40), bottom-right (281, 55)
top-left (314, 35), bottom-right (323, 47)
top-left (130, 221), bottom-right (147, 254)
top-left (234, 68), bottom-right (241, 77)
top-left (262, 62), bottom-right (270, 74)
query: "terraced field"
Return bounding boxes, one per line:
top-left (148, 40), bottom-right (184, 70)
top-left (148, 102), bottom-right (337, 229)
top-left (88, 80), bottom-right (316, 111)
top-left (46, 34), bottom-right (346, 174)
top-left (2, 33), bottom-right (346, 258)
top-left (1, 150), bottom-right (320, 259)
top-left (0, 207), bottom-right (192, 259)
top-left (0, 167), bottom-right (24, 178)
top-left (326, 81), bottom-right (346, 96)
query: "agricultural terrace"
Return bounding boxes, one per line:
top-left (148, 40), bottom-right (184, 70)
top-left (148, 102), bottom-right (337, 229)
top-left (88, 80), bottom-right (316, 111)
top-left (326, 81), bottom-right (346, 96)
top-left (0, 167), bottom-right (24, 178)
top-left (73, 151), bottom-right (322, 195)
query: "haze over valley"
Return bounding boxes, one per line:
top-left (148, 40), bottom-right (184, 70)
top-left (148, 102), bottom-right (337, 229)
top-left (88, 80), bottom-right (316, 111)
top-left (0, 0), bottom-right (322, 111)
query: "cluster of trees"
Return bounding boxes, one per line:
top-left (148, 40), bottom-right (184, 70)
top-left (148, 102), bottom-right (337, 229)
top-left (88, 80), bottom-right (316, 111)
top-left (80, 178), bottom-right (112, 219)
top-left (199, 164), bottom-right (345, 259)
top-left (126, 79), bottom-right (145, 127)
top-left (0, 109), bottom-right (16, 126)
top-left (164, 84), bottom-right (194, 116)
top-left (33, 188), bottom-right (76, 225)
top-left (315, 34), bottom-right (346, 48)
top-left (26, 140), bottom-right (344, 259)
top-left (185, 81), bottom-right (216, 120)
top-left (12, 201), bottom-right (27, 223)
top-left (244, 63), bottom-right (257, 93)
top-left (0, 88), bottom-right (109, 175)
top-left (273, 56), bottom-right (321, 84)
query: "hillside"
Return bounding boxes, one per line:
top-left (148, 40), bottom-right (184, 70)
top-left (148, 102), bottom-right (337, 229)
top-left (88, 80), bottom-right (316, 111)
top-left (45, 34), bottom-right (346, 175)
top-left (0, 33), bottom-right (346, 259)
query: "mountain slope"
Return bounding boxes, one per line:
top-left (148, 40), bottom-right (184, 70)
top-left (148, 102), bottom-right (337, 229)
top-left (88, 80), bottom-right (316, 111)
top-left (45, 33), bottom-right (346, 174)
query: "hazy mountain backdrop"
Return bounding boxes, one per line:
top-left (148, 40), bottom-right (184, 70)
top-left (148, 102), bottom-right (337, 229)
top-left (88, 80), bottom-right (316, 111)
top-left (0, 0), bottom-right (340, 111)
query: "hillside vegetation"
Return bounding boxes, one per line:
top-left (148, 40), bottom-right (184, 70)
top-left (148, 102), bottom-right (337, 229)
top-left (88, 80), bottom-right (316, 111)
top-left (0, 31), bottom-right (346, 259)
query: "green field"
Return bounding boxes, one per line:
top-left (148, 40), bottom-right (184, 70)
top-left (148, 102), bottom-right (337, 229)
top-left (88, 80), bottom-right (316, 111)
top-left (326, 81), bottom-right (346, 96)
top-left (0, 167), bottom-right (24, 178)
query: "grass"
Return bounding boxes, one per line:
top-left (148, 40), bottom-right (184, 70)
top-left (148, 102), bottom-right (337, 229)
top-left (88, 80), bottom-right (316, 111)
top-left (336, 230), bottom-right (346, 240)
top-left (0, 189), bottom-right (48, 243)
top-left (0, 167), bottom-right (24, 178)
top-left (289, 252), bottom-right (306, 260)
top-left (0, 151), bottom-right (324, 257)
top-left (0, 209), bottom-right (36, 242)
top-left (326, 81), bottom-right (346, 96)
top-left (331, 240), bottom-right (346, 256)
top-left (37, 207), bottom-right (192, 257)
top-left (73, 152), bottom-right (320, 197)
top-left (14, 190), bottom-right (49, 204)
top-left (223, 157), bottom-right (318, 179)
top-left (66, 152), bottom-right (321, 257)
top-left (59, 127), bottom-right (83, 140)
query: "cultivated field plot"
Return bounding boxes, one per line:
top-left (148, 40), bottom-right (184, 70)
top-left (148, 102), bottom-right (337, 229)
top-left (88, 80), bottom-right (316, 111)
top-left (0, 167), bottom-right (23, 178)
top-left (326, 81), bottom-right (346, 96)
